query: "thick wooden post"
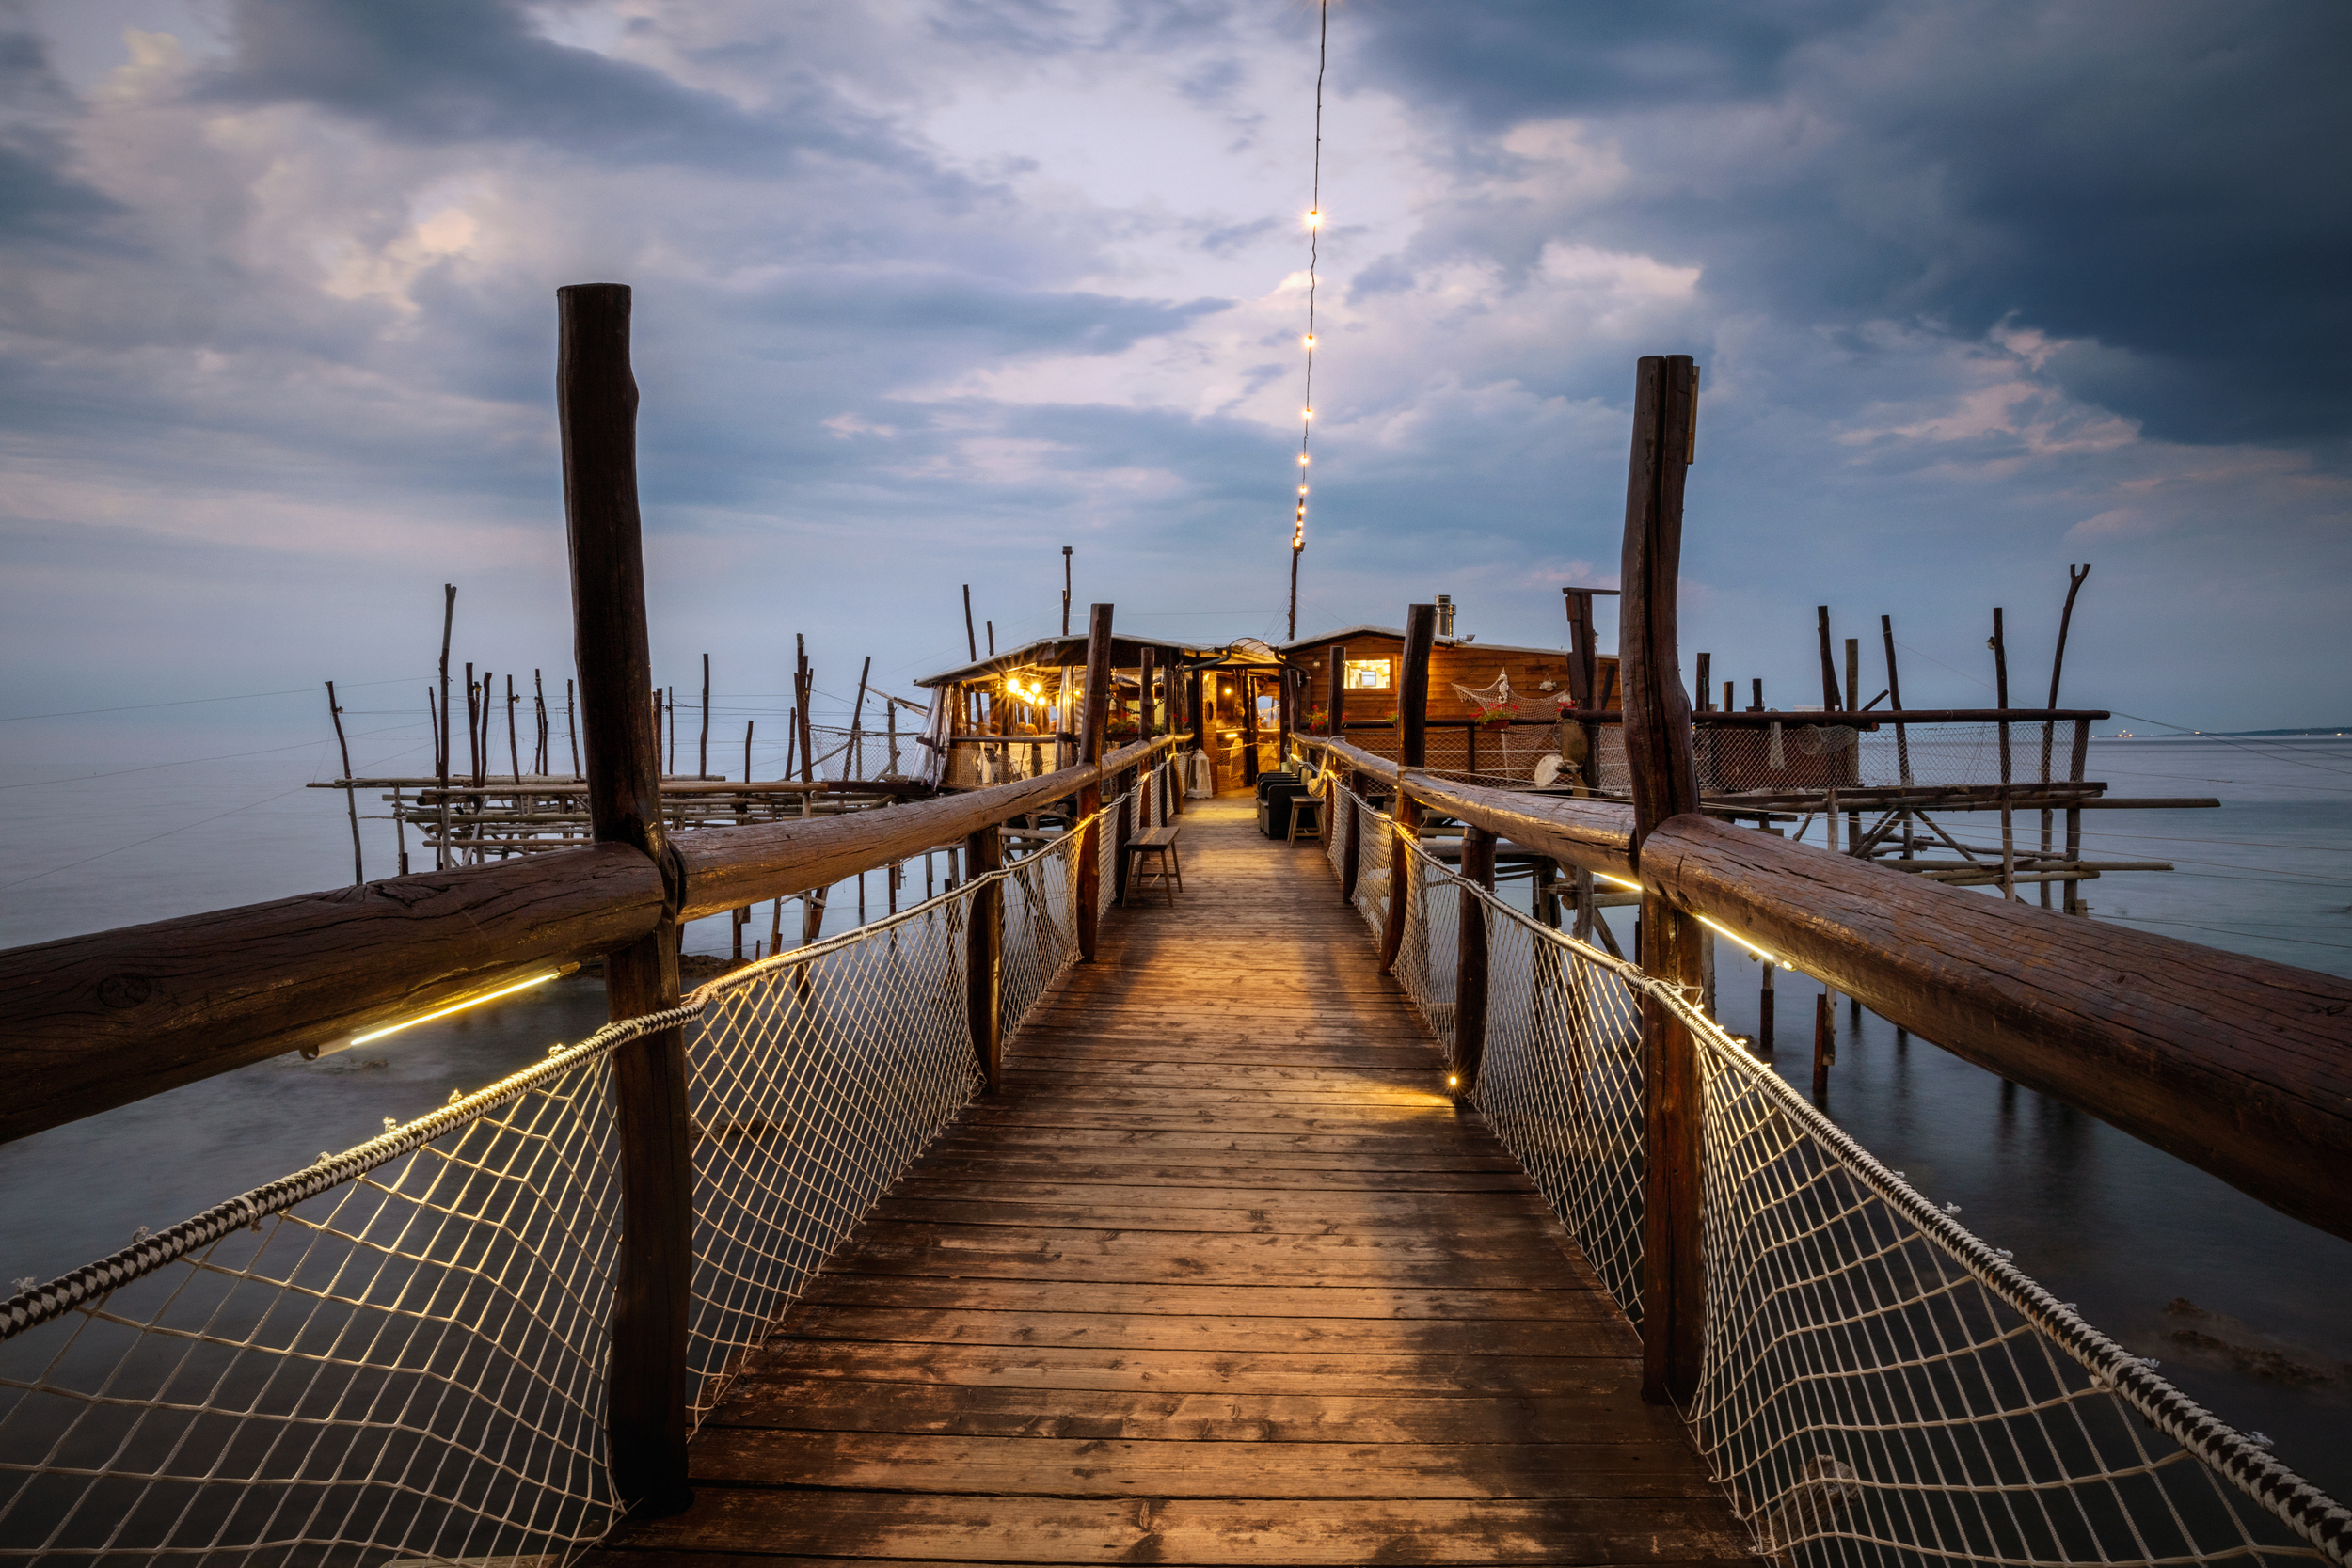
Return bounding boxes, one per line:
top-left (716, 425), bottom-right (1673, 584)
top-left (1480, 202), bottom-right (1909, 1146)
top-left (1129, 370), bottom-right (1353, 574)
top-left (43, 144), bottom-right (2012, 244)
top-left (1075, 604), bottom-right (1113, 960)
top-left (966, 824), bottom-right (1003, 1091)
top-left (1341, 769), bottom-right (1363, 906)
top-left (1454, 825), bottom-right (1495, 1096)
top-left (1619, 353), bottom-right (1704, 1408)
top-left (1379, 605), bottom-right (1436, 975)
top-left (557, 282), bottom-right (692, 1516)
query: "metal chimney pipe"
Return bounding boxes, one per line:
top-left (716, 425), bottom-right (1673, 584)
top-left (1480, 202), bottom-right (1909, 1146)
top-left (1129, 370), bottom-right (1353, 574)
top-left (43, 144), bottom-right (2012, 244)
top-left (1435, 594), bottom-right (1456, 638)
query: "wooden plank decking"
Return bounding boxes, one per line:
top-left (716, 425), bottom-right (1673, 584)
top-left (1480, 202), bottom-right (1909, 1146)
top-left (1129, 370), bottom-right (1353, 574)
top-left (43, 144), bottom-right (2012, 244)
top-left (598, 793), bottom-right (1754, 1566)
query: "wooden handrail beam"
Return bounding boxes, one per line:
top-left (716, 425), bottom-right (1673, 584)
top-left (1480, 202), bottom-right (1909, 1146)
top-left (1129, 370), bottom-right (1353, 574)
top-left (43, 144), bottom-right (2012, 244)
top-left (0, 734), bottom-right (1181, 1147)
top-left (674, 735), bottom-right (1173, 920)
top-left (0, 843), bottom-right (667, 1146)
top-left (1301, 734), bottom-right (2352, 1243)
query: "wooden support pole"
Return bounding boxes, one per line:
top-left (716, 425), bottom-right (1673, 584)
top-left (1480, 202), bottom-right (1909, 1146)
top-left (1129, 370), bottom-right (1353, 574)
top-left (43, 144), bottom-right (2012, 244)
top-left (1758, 959), bottom-right (1774, 1057)
top-left (566, 678), bottom-right (580, 779)
top-left (1816, 606), bottom-right (1840, 710)
top-left (2042, 565), bottom-right (2091, 910)
top-left (1075, 603), bottom-right (1114, 961)
top-left (795, 637), bottom-right (814, 784)
top-left (1275, 665), bottom-right (1293, 763)
top-left (534, 669), bottom-right (549, 776)
top-left (1379, 604), bottom-right (1436, 976)
top-left (326, 681), bottom-right (362, 885)
top-left (1994, 607), bottom-right (2015, 900)
top-left (850, 655), bottom-right (872, 782)
top-left (1694, 653), bottom-right (1710, 712)
top-left (962, 584), bottom-right (977, 662)
top-left (1620, 352), bottom-right (1704, 1408)
top-left (507, 673), bottom-right (522, 786)
top-left (1813, 990), bottom-right (1834, 1098)
top-left (1061, 545), bottom-right (1073, 637)
top-left (1241, 672), bottom-right (1262, 786)
top-left (698, 653), bottom-right (710, 780)
top-left (1327, 644), bottom-right (1346, 741)
top-left (1454, 825), bottom-right (1495, 1097)
top-left (556, 281), bottom-right (691, 1518)
top-left (743, 721), bottom-right (754, 784)
top-left (437, 585), bottom-right (455, 871)
top-left (967, 824), bottom-right (1003, 1089)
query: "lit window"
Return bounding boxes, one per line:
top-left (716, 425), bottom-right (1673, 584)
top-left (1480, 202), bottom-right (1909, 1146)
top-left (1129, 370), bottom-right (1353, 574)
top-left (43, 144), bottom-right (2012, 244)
top-left (1343, 658), bottom-right (1391, 690)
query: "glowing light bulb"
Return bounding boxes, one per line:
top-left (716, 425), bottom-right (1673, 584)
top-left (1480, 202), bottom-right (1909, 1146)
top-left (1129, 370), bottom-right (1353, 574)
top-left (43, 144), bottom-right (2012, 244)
top-left (1302, 334), bottom-right (1315, 347)
top-left (1298, 453), bottom-right (1311, 466)
top-left (1298, 484), bottom-right (1309, 495)
top-left (1306, 209), bottom-right (1322, 227)
top-left (1302, 407), bottom-right (1313, 419)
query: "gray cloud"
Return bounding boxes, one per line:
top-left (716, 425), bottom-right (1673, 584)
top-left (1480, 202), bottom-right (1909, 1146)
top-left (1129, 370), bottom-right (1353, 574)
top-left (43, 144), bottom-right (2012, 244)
top-left (1347, 0), bottom-right (2352, 443)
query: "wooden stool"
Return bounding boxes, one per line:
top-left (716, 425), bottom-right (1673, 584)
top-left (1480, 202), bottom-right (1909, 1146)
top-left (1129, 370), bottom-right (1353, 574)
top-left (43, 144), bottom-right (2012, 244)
top-left (1124, 825), bottom-right (1183, 906)
top-left (1286, 795), bottom-right (1325, 846)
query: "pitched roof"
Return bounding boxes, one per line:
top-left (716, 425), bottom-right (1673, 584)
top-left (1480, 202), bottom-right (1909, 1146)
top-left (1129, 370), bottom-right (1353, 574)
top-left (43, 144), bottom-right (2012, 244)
top-left (1280, 625), bottom-right (1584, 659)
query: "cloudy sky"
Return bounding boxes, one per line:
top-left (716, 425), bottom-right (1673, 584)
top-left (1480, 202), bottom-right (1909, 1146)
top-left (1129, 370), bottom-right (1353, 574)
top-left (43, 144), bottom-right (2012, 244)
top-left (5, 0), bottom-right (2348, 762)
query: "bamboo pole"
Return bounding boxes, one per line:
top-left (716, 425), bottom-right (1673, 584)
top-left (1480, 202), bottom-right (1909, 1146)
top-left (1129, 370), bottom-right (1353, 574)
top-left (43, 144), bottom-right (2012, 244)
top-left (699, 653), bottom-right (710, 781)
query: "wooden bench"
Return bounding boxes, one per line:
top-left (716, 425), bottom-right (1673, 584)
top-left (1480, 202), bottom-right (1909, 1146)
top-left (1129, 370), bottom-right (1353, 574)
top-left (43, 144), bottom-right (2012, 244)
top-left (1121, 825), bottom-right (1183, 906)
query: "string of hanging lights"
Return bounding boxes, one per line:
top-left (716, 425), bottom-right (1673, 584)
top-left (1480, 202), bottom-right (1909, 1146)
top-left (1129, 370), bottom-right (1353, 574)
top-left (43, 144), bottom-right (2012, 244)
top-left (1286, 0), bottom-right (1329, 643)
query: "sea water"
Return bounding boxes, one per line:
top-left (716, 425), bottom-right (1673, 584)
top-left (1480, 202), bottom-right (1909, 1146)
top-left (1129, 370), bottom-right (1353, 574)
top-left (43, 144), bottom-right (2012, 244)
top-left (2, 738), bottom-right (2347, 1496)
top-left (1675, 736), bottom-right (2352, 1498)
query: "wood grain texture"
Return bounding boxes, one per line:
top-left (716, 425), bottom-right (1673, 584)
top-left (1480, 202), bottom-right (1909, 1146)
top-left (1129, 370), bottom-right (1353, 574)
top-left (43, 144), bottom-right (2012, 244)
top-left (1640, 813), bottom-right (2352, 1240)
top-left (675, 735), bottom-right (1174, 919)
top-left (0, 840), bottom-right (664, 1145)
top-left (590, 792), bottom-right (1749, 1566)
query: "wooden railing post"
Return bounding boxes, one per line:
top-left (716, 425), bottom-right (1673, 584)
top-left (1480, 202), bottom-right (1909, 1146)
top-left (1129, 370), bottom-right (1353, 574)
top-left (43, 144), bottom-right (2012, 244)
top-left (1341, 769), bottom-right (1363, 906)
top-left (1619, 352), bottom-right (1705, 1407)
top-left (1241, 671), bottom-right (1262, 785)
top-left (557, 282), bottom-right (692, 1516)
top-left (1074, 604), bottom-right (1114, 960)
top-left (1378, 605), bottom-right (1436, 975)
top-left (1454, 825), bottom-right (1495, 1097)
top-left (965, 825), bottom-right (1003, 1091)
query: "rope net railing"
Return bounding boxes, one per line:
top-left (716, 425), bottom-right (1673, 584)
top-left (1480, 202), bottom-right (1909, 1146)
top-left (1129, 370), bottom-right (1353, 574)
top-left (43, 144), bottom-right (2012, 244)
top-left (0, 765), bottom-right (1172, 1566)
top-left (1321, 774), bottom-right (2348, 1568)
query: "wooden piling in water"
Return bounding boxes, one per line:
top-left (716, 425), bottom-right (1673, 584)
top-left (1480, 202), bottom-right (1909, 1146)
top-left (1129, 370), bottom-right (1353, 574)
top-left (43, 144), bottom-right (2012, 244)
top-left (325, 681), bottom-right (362, 885)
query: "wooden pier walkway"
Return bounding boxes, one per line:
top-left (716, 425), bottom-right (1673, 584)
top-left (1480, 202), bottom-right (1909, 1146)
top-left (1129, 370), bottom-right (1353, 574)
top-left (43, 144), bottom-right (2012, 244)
top-left (600, 793), bottom-right (1753, 1566)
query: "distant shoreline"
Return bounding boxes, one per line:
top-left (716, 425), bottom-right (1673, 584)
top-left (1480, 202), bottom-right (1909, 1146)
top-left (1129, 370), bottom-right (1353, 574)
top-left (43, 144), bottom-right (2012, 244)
top-left (2096, 728), bottom-right (2352, 738)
